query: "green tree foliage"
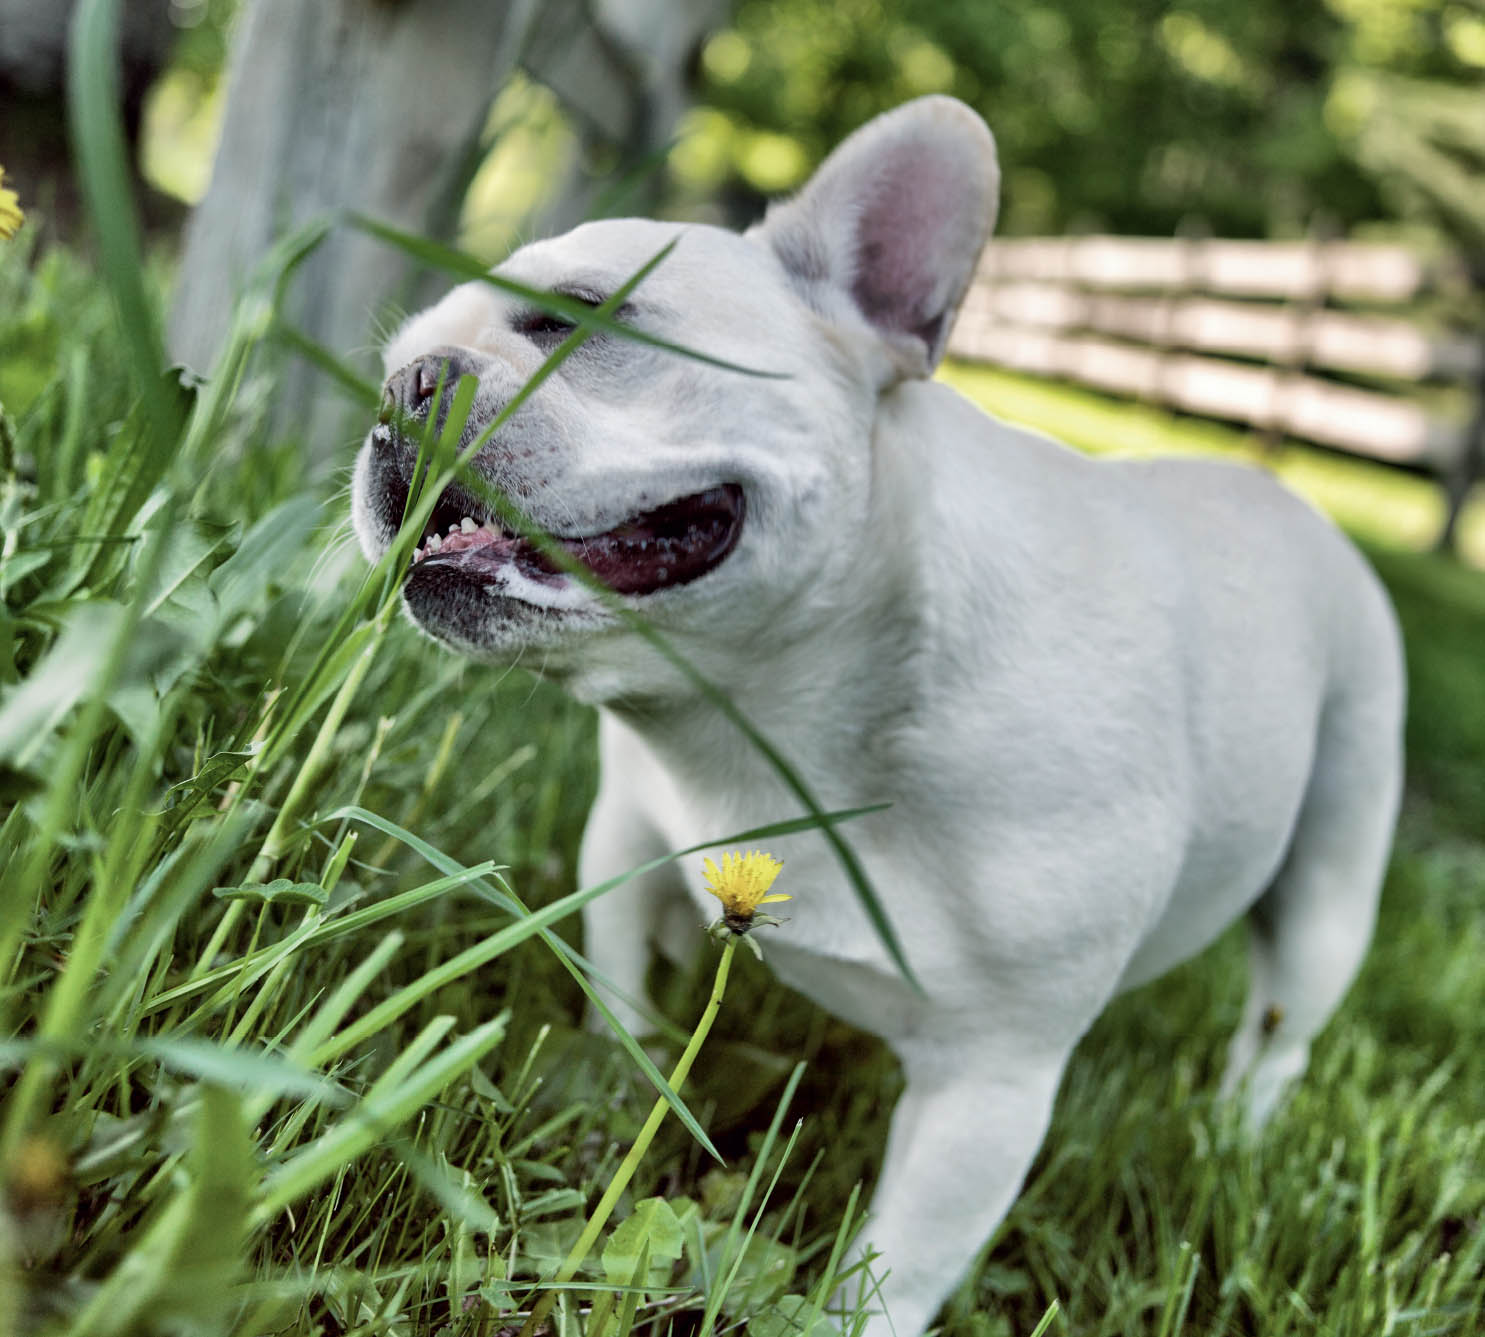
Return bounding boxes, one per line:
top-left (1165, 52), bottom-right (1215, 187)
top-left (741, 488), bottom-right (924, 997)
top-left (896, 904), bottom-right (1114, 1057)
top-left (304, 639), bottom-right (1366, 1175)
top-left (1329, 0), bottom-right (1485, 249)
top-left (696, 0), bottom-right (1484, 242)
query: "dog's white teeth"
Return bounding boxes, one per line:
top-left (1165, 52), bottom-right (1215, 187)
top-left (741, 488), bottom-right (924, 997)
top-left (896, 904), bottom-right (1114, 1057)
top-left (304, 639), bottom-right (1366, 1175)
top-left (460, 516), bottom-right (477, 533)
top-left (427, 533), bottom-right (443, 552)
top-left (413, 547), bottom-right (423, 562)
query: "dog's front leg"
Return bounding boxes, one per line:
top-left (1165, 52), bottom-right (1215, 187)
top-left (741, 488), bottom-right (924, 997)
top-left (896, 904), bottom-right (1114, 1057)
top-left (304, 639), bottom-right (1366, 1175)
top-left (578, 712), bottom-right (692, 1039)
top-left (846, 1034), bottom-right (1071, 1337)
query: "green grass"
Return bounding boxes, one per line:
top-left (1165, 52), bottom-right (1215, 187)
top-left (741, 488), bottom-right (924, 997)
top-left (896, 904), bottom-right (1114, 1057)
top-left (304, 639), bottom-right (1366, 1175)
top-left (2, 27), bottom-right (1483, 1332)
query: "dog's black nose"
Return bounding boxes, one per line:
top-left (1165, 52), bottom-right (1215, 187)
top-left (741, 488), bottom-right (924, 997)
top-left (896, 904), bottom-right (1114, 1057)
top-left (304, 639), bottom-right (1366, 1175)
top-left (383, 345), bottom-right (489, 422)
top-left (376, 345), bottom-right (496, 454)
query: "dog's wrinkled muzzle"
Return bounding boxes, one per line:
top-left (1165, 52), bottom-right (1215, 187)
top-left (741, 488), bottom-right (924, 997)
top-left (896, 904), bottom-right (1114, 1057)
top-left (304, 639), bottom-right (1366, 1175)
top-left (364, 347), bottom-right (747, 600)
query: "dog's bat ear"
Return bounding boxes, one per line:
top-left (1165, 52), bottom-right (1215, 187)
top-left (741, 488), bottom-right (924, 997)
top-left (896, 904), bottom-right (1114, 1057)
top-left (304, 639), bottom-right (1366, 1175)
top-left (749, 95), bottom-right (999, 382)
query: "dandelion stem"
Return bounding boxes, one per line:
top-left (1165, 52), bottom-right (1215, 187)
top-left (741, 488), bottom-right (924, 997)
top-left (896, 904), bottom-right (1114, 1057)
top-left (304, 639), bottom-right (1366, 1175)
top-left (518, 939), bottom-right (736, 1337)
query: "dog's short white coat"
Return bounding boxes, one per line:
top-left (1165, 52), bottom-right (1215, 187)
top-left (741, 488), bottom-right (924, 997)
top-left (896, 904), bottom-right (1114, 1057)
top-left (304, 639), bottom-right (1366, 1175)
top-left (353, 97), bottom-right (1405, 1337)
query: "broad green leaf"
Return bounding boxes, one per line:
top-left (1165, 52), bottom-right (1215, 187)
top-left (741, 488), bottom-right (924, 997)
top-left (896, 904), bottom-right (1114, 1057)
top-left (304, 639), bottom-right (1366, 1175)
top-left (145, 595), bottom-right (216, 695)
top-left (104, 612), bottom-right (198, 745)
top-left (138, 516), bottom-right (224, 689)
top-left (748, 1295), bottom-right (840, 1337)
top-left (137, 514), bottom-right (226, 620)
top-left (211, 877), bottom-right (330, 907)
top-left (148, 745), bottom-right (259, 832)
top-left (603, 1197), bottom-right (686, 1290)
top-left (104, 679), bottom-right (161, 747)
top-left (209, 493), bottom-right (323, 631)
top-left (0, 600), bottom-right (122, 767)
top-left (519, 1219), bottom-right (591, 1277)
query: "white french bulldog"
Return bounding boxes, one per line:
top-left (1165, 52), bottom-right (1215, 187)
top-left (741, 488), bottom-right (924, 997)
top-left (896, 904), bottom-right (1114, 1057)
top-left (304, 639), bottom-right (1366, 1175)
top-left (352, 96), bottom-right (1404, 1336)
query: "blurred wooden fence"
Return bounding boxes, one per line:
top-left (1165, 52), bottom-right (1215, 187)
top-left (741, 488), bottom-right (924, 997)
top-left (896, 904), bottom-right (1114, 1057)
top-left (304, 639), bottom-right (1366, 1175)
top-left (947, 236), bottom-right (1485, 548)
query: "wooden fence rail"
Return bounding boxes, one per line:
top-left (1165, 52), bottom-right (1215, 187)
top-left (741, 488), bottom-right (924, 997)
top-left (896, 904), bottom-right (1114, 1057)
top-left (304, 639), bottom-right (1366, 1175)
top-left (947, 235), bottom-right (1484, 547)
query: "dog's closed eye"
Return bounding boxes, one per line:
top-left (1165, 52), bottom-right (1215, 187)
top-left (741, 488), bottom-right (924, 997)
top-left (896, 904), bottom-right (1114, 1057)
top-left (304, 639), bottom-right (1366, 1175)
top-left (514, 288), bottom-right (616, 347)
top-left (516, 310), bottom-right (578, 343)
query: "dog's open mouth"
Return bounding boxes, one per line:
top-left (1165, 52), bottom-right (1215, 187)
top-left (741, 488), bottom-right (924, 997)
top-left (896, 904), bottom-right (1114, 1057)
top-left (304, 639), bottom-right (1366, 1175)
top-left (398, 479), bottom-right (745, 598)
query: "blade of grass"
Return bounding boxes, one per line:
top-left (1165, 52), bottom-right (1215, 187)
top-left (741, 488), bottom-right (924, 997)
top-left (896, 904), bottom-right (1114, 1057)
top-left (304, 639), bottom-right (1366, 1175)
top-left (68, 0), bottom-right (181, 455)
top-left (1028, 1299), bottom-right (1063, 1337)
top-left (143, 866), bottom-right (495, 1018)
top-left (803, 1181), bottom-right (863, 1337)
top-left (697, 1063), bottom-right (807, 1337)
top-left (274, 319), bottom-right (381, 406)
top-left (254, 1014), bottom-right (507, 1222)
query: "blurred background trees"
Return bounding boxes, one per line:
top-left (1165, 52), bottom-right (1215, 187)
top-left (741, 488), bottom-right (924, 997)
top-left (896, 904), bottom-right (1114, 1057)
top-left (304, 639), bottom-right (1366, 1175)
top-left (691, 0), bottom-right (1483, 243)
top-left (18, 0), bottom-right (1477, 249)
top-left (0, 0), bottom-right (1479, 446)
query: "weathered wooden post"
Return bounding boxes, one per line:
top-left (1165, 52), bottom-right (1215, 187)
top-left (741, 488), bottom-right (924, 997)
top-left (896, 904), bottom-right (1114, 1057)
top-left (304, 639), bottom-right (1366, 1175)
top-left (168, 0), bottom-right (729, 467)
top-left (167, 0), bottom-right (534, 461)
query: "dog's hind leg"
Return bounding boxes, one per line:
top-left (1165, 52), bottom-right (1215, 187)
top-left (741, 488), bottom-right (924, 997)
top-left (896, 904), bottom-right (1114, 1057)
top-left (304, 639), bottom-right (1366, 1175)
top-left (1220, 678), bottom-right (1403, 1124)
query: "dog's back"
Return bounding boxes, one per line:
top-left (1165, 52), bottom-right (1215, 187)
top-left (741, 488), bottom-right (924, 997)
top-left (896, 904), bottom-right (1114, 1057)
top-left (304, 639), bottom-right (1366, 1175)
top-left (886, 378), bottom-right (1405, 1020)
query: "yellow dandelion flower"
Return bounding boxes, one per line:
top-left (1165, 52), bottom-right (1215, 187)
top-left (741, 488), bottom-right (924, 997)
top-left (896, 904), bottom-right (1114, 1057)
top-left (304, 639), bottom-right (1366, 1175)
top-left (703, 849), bottom-right (790, 935)
top-left (0, 167), bottom-right (23, 241)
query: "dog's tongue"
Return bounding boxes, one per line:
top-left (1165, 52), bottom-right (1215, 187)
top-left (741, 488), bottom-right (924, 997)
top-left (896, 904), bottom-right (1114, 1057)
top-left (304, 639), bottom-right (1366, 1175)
top-left (438, 527), bottom-right (498, 556)
top-left (552, 489), bottom-right (742, 594)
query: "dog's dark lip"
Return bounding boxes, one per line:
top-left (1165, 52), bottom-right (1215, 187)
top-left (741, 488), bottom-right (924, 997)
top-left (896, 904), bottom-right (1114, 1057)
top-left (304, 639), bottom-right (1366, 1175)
top-left (398, 482), bottom-right (746, 599)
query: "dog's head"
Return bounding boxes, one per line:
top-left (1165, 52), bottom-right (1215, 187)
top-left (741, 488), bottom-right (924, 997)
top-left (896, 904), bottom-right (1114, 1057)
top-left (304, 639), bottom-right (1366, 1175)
top-left (351, 96), bottom-right (998, 700)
